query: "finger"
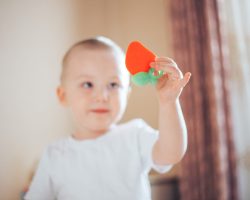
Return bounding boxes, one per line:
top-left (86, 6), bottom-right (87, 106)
top-left (156, 74), bottom-right (168, 89)
top-left (152, 58), bottom-right (179, 69)
top-left (155, 58), bottom-right (178, 68)
top-left (155, 61), bottom-right (178, 69)
top-left (179, 72), bottom-right (191, 87)
top-left (154, 61), bottom-right (178, 69)
top-left (155, 57), bottom-right (176, 64)
top-left (150, 61), bottom-right (178, 71)
top-left (152, 64), bottom-right (183, 79)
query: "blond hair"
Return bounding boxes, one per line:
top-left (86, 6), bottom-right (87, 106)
top-left (60, 36), bottom-right (125, 85)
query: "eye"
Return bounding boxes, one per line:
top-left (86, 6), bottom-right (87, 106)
top-left (81, 81), bottom-right (93, 89)
top-left (108, 82), bottom-right (120, 89)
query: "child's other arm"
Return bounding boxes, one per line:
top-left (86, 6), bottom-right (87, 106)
top-left (150, 57), bottom-right (191, 165)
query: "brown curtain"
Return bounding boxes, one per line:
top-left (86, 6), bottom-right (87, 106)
top-left (169, 0), bottom-right (238, 199)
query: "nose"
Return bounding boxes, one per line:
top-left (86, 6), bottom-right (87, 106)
top-left (94, 87), bottom-right (109, 102)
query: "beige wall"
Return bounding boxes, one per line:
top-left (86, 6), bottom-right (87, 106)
top-left (0, 0), bottom-right (173, 199)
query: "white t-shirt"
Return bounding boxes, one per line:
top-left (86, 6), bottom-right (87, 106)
top-left (25, 119), bottom-right (172, 200)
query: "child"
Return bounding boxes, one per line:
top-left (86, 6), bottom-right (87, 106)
top-left (25, 36), bottom-right (191, 200)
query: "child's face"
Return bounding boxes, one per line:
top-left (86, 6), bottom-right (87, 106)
top-left (57, 48), bottom-right (130, 136)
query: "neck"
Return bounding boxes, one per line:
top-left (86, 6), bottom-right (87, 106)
top-left (71, 129), bottom-right (108, 141)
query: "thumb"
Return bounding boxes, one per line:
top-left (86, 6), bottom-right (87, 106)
top-left (180, 72), bottom-right (191, 88)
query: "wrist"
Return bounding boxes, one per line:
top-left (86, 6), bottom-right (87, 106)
top-left (158, 98), bottom-right (179, 108)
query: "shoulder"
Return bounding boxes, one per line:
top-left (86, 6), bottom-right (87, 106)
top-left (102, 119), bottom-right (148, 145)
top-left (117, 118), bottom-right (151, 130)
top-left (42, 137), bottom-right (71, 160)
top-left (118, 118), bottom-right (157, 134)
top-left (113, 118), bottom-right (157, 141)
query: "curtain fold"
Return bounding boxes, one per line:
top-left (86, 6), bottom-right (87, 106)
top-left (169, 0), bottom-right (238, 199)
top-left (224, 1), bottom-right (250, 199)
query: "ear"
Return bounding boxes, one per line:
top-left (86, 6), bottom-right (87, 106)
top-left (56, 86), bottom-right (68, 107)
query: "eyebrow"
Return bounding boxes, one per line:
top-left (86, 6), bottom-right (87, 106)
top-left (75, 74), bottom-right (94, 79)
top-left (75, 74), bottom-right (121, 80)
top-left (110, 76), bottom-right (121, 80)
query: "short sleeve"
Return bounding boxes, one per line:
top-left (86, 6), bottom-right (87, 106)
top-left (24, 148), bottom-right (56, 200)
top-left (135, 119), bottom-right (173, 174)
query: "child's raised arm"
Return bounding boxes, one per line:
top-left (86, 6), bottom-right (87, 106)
top-left (150, 57), bottom-right (191, 165)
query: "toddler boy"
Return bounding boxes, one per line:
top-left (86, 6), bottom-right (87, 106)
top-left (25, 36), bottom-right (191, 200)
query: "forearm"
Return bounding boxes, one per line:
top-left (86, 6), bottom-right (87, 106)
top-left (153, 99), bottom-right (188, 165)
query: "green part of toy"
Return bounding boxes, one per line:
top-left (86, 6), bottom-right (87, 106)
top-left (131, 72), bottom-right (150, 86)
top-left (131, 68), bottom-right (164, 86)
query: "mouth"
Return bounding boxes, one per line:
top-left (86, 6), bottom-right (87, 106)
top-left (90, 109), bottom-right (110, 114)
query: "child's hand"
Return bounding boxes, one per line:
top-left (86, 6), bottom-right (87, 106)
top-left (150, 57), bottom-right (191, 104)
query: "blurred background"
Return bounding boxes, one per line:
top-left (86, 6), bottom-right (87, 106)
top-left (0, 0), bottom-right (249, 199)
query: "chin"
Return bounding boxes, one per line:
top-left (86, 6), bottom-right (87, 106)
top-left (91, 127), bottom-right (109, 134)
top-left (87, 115), bottom-right (119, 133)
top-left (91, 122), bottom-right (112, 133)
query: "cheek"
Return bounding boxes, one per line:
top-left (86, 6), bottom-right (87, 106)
top-left (69, 92), bottom-right (91, 110)
top-left (111, 90), bottom-right (128, 112)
